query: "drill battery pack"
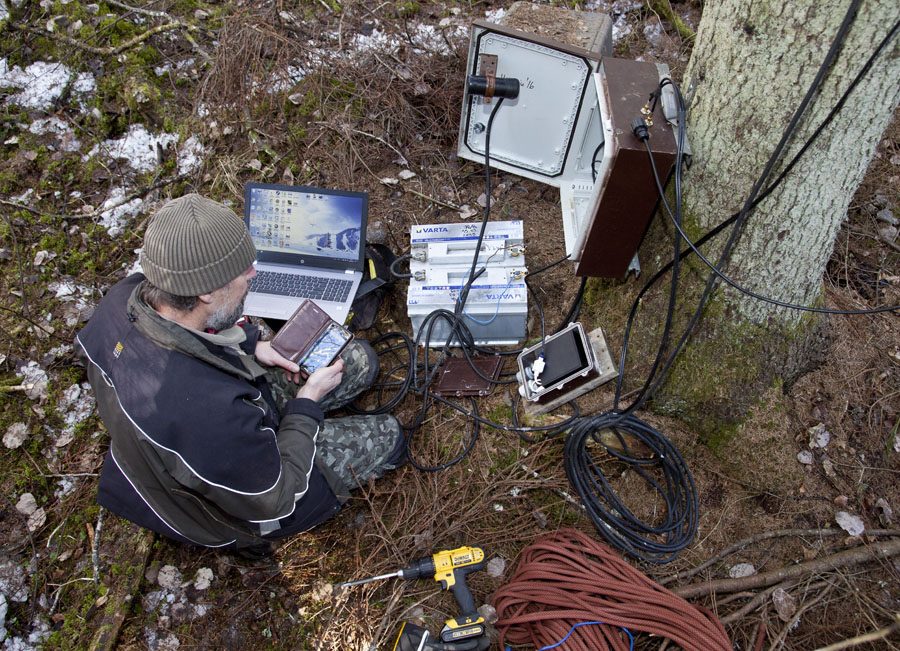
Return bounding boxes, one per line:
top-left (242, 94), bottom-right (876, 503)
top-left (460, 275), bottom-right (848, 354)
top-left (390, 621), bottom-right (490, 651)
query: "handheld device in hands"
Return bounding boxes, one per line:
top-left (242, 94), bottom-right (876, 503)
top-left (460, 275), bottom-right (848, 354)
top-left (297, 322), bottom-right (352, 374)
top-left (270, 299), bottom-right (353, 374)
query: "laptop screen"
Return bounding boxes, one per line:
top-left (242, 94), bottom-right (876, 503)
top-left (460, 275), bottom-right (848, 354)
top-left (244, 182), bottom-right (368, 272)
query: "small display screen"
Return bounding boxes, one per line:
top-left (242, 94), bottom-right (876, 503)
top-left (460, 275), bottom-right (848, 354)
top-left (540, 329), bottom-right (589, 387)
top-left (299, 323), bottom-right (352, 374)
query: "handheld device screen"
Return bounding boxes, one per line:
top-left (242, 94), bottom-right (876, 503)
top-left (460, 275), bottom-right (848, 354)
top-left (299, 323), bottom-right (352, 374)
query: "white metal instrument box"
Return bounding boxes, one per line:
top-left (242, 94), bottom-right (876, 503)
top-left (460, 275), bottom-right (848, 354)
top-left (457, 21), bottom-right (678, 278)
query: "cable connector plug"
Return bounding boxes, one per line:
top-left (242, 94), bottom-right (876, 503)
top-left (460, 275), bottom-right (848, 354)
top-left (413, 270), bottom-right (426, 281)
top-left (631, 118), bottom-right (650, 142)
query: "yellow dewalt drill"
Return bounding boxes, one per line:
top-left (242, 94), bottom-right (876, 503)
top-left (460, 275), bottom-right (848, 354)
top-left (342, 546), bottom-right (489, 649)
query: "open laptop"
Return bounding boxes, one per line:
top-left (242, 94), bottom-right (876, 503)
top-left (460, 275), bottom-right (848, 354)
top-left (242, 182), bottom-right (368, 323)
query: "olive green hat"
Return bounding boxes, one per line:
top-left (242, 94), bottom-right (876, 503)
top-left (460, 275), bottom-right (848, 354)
top-left (141, 194), bottom-right (256, 296)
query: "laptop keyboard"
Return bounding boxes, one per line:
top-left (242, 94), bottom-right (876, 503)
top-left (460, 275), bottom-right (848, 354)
top-left (251, 271), bottom-right (354, 302)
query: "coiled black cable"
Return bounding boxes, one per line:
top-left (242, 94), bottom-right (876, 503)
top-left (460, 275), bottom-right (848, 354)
top-left (564, 412), bottom-right (697, 563)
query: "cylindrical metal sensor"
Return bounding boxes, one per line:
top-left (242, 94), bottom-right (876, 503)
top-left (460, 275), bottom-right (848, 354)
top-left (467, 75), bottom-right (520, 100)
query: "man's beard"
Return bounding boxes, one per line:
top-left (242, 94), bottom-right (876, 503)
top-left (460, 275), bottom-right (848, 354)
top-left (205, 287), bottom-right (249, 332)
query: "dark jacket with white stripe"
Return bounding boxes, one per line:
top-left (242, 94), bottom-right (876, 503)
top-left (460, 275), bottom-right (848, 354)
top-left (76, 274), bottom-right (341, 548)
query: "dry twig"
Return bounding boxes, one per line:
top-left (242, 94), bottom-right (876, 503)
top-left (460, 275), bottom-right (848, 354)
top-left (816, 613), bottom-right (900, 651)
top-left (660, 528), bottom-right (900, 586)
top-left (675, 538), bottom-right (900, 600)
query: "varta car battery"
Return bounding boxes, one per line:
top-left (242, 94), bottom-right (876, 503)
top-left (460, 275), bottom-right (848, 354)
top-left (407, 265), bottom-right (528, 347)
top-left (409, 221), bottom-right (524, 270)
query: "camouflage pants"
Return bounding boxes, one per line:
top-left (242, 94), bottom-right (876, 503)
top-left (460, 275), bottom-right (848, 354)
top-left (266, 339), bottom-right (404, 489)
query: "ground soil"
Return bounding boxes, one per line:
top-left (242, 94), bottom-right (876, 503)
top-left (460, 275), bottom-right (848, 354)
top-left (0, 1), bottom-right (898, 650)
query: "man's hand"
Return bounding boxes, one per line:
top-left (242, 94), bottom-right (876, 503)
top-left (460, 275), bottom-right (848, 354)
top-left (255, 340), bottom-right (301, 381)
top-left (297, 360), bottom-right (344, 402)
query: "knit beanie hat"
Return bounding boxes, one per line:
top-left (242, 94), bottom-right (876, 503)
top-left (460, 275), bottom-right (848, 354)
top-left (141, 194), bottom-right (257, 296)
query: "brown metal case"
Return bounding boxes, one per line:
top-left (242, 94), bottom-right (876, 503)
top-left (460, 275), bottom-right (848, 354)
top-left (574, 58), bottom-right (677, 278)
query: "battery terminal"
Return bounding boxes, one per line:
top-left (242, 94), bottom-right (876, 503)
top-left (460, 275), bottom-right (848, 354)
top-left (411, 249), bottom-right (427, 262)
top-left (413, 269), bottom-right (426, 281)
top-left (509, 269), bottom-right (526, 281)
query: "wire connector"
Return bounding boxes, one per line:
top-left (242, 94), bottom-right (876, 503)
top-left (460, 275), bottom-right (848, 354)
top-left (631, 118), bottom-right (650, 142)
top-left (413, 269), bottom-right (426, 281)
top-left (411, 249), bottom-right (427, 262)
top-left (509, 269), bottom-right (526, 281)
top-left (531, 354), bottom-right (545, 383)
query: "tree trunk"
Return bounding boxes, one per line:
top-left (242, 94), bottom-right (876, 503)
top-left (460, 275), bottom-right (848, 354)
top-left (652, 0), bottom-right (900, 444)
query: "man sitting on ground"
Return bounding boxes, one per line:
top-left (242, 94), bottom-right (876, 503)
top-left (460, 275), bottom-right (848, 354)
top-left (77, 194), bottom-right (404, 555)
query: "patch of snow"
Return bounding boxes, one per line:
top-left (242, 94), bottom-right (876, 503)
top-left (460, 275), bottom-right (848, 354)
top-left (193, 568), bottom-right (213, 591)
top-left (350, 22), bottom-right (466, 57)
top-left (145, 628), bottom-right (181, 651)
top-left (11, 188), bottom-right (33, 204)
top-left (483, 8), bottom-right (505, 23)
top-left (46, 344), bottom-right (73, 363)
top-left (54, 476), bottom-right (78, 499)
top-left (54, 281), bottom-right (95, 326)
top-left (177, 136), bottom-right (205, 175)
top-left (28, 117), bottom-right (82, 152)
top-left (1, 616), bottom-right (50, 650)
top-left (143, 590), bottom-right (174, 612)
top-left (153, 57), bottom-right (196, 78)
top-left (643, 21), bottom-right (663, 47)
top-left (85, 124), bottom-right (178, 173)
top-left (605, 0), bottom-right (641, 43)
top-left (98, 187), bottom-right (145, 237)
top-left (127, 249), bottom-right (144, 276)
top-left (49, 281), bottom-right (76, 298)
top-left (55, 382), bottom-right (95, 446)
top-left (16, 361), bottom-right (48, 402)
top-left (613, 16), bottom-right (632, 42)
top-left (0, 560), bottom-right (29, 602)
top-left (0, 593), bottom-right (6, 644)
top-left (0, 59), bottom-right (95, 110)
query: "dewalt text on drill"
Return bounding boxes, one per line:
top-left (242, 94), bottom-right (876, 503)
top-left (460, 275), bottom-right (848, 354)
top-left (341, 546), bottom-right (489, 650)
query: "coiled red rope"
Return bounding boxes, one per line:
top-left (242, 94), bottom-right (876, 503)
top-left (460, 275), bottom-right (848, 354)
top-left (493, 529), bottom-right (731, 650)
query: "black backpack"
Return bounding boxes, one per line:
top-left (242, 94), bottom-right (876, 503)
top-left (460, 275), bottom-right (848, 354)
top-left (347, 243), bottom-right (397, 332)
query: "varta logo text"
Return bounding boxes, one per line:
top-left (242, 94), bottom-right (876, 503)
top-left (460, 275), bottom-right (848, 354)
top-left (420, 226), bottom-right (449, 233)
top-left (486, 293), bottom-right (514, 300)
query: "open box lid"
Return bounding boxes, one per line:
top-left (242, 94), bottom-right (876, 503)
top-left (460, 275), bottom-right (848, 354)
top-left (457, 20), bottom-right (604, 188)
